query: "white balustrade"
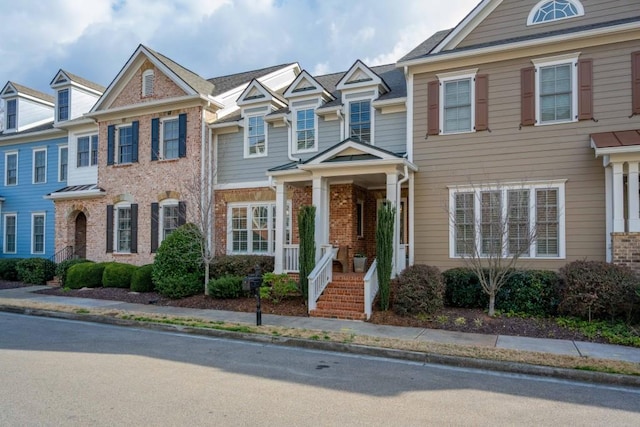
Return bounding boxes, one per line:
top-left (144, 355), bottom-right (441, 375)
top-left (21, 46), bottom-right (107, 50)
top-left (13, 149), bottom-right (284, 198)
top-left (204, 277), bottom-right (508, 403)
top-left (283, 244), bottom-right (299, 272)
top-left (363, 259), bottom-right (378, 320)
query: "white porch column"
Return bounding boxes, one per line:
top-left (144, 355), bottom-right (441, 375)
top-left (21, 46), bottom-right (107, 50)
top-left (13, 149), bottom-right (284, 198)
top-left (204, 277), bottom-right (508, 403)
top-left (312, 176), bottom-right (329, 261)
top-left (273, 181), bottom-right (286, 273)
top-left (605, 165), bottom-right (613, 262)
top-left (628, 162), bottom-right (640, 232)
top-left (408, 172), bottom-right (415, 267)
top-left (386, 172), bottom-right (399, 276)
top-left (613, 162), bottom-right (625, 232)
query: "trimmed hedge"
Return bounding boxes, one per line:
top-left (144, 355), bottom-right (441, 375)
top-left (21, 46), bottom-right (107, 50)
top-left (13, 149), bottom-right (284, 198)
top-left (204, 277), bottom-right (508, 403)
top-left (55, 258), bottom-right (93, 287)
top-left (443, 267), bottom-right (561, 316)
top-left (102, 262), bottom-right (137, 288)
top-left (66, 262), bottom-right (108, 289)
top-left (0, 258), bottom-right (22, 281)
top-left (558, 260), bottom-right (638, 321)
top-left (208, 275), bottom-right (244, 299)
top-left (153, 223), bottom-right (204, 298)
top-left (16, 258), bottom-right (56, 285)
top-left (393, 265), bottom-right (445, 316)
top-left (131, 264), bottom-right (154, 293)
top-left (209, 255), bottom-right (274, 279)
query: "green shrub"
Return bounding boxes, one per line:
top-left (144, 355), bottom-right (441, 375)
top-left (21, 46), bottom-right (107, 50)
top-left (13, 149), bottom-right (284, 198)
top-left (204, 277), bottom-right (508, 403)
top-left (131, 264), bottom-right (155, 292)
top-left (102, 262), bottom-right (137, 288)
top-left (0, 258), bottom-right (22, 281)
top-left (55, 258), bottom-right (93, 287)
top-left (443, 267), bottom-right (485, 308)
top-left (496, 270), bottom-right (560, 316)
top-left (16, 258), bottom-right (56, 285)
top-left (393, 265), bottom-right (445, 316)
top-left (209, 255), bottom-right (274, 279)
top-left (153, 223), bottom-right (204, 298)
top-left (558, 260), bottom-right (639, 322)
top-left (208, 275), bottom-right (244, 298)
top-left (261, 272), bottom-right (299, 303)
top-left (66, 262), bottom-right (108, 289)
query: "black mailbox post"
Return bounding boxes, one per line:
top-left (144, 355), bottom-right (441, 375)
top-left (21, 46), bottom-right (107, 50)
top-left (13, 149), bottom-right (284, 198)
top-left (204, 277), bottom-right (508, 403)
top-left (242, 266), bottom-right (263, 326)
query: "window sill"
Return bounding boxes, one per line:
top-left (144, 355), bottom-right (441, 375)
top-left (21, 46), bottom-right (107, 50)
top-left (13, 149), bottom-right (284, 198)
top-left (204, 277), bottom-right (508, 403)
top-left (111, 163), bottom-right (133, 168)
top-left (157, 158), bottom-right (180, 163)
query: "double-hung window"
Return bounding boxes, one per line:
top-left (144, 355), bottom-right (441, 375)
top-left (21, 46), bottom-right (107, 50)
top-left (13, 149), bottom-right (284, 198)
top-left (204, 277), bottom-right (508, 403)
top-left (32, 213), bottom-right (45, 254)
top-left (162, 204), bottom-right (180, 240)
top-left (77, 135), bottom-right (98, 167)
top-left (162, 118), bottom-right (179, 160)
top-left (117, 205), bottom-right (132, 253)
top-left (59, 146), bottom-right (68, 181)
top-left (438, 70), bottom-right (477, 134)
top-left (349, 100), bottom-right (371, 143)
top-left (450, 182), bottom-right (564, 259)
top-left (3, 214), bottom-right (16, 253)
top-left (228, 202), bottom-right (290, 255)
top-left (295, 108), bottom-right (316, 152)
top-left (5, 152), bottom-right (17, 186)
top-left (246, 115), bottom-right (266, 156)
top-left (118, 125), bottom-right (133, 164)
top-left (6, 99), bottom-right (16, 130)
top-left (57, 89), bottom-right (69, 121)
top-left (33, 149), bottom-right (46, 184)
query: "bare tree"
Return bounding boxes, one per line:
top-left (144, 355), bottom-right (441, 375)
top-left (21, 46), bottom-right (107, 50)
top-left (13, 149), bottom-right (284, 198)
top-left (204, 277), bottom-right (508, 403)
top-left (448, 182), bottom-right (555, 316)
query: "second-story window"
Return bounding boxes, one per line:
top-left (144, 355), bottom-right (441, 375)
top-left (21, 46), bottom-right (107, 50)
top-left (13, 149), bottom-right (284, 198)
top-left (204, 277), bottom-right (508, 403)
top-left (349, 100), bottom-right (371, 143)
top-left (107, 122), bottom-right (138, 166)
top-left (59, 146), bottom-right (68, 181)
top-left (246, 115), bottom-right (266, 156)
top-left (5, 152), bottom-right (17, 186)
top-left (77, 135), bottom-right (99, 167)
top-left (6, 99), bottom-right (16, 130)
top-left (295, 108), bottom-right (316, 152)
top-left (58, 89), bottom-right (69, 121)
top-left (33, 149), bottom-right (47, 184)
top-left (539, 63), bottom-right (572, 123)
top-left (162, 118), bottom-right (179, 159)
top-left (443, 78), bottom-right (472, 133)
top-left (118, 126), bottom-right (133, 164)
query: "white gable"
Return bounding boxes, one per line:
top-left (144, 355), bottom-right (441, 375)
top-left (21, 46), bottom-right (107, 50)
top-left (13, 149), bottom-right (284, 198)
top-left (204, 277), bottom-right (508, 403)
top-left (336, 60), bottom-right (389, 94)
top-left (237, 79), bottom-right (286, 108)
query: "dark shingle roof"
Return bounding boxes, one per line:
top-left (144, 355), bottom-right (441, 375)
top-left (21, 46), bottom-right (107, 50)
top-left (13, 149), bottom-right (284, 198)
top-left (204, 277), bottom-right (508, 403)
top-left (60, 70), bottom-right (106, 93)
top-left (207, 63), bottom-right (297, 96)
top-left (0, 121), bottom-right (55, 137)
top-left (8, 82), bottom-right (55, 104)
top-left (398, 29), bottom-right (451, 63)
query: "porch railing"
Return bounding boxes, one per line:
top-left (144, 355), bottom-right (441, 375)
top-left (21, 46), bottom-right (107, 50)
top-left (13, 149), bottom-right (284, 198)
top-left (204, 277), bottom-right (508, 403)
top-left (363, 259), bottom-right (378, 320)
top-left (397, 244), bottom-right (408, 273)
top-left (283, 244), bottom-right (300, 272)
top-left (50, 246), bottom-right (74, 264)
top-left (307, 246), bottom-right (337, 311)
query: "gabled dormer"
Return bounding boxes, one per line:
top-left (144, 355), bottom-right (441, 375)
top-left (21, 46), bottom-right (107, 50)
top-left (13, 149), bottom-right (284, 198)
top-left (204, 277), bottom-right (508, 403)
top-left (237, 79), bottom-right (288, 158)
top-left (50, 70), bottom-right (105, 123)
top-left (0, 81), bottom-right (54, 134)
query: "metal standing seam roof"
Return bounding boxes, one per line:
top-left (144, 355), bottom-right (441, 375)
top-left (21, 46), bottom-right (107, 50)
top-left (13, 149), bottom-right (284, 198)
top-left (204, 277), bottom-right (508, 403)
top-left (0, 121), bottom-right (55, 138)
top-left (591, 130), bottom-right (640, 149)
top-left (47, 184), bottom-right (105, 196)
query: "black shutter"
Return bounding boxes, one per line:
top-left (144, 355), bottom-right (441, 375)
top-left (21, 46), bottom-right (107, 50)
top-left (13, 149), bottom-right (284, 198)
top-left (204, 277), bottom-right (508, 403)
top-left (178, 113), bottom-right (187, 158)
top-left (106, 205), bottom-right (114, 253)
top-left (107, 125), bottom-right (115, 165)
top-left (151, 118), bottom-right (159, 161)
top-left (150, 203), bottom-right (159, 253)
top-left (178, 201), bottom-right (187, 226)
top-left (131, 121), bottom-right (139, 163)
top-left (130, 203), bottom-right (138, 253)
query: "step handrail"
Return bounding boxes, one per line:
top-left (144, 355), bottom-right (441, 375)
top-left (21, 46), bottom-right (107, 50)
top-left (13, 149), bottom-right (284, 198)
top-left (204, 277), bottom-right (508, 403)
top-left (363, 258), bottom-right (378, 320)
top-left (307, 247), bottom-right (337, 311)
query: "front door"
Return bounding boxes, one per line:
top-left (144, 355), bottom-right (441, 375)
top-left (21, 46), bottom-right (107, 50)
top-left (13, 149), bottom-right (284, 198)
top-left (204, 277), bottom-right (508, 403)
top-left (75, 212), bottom-right (86, 258)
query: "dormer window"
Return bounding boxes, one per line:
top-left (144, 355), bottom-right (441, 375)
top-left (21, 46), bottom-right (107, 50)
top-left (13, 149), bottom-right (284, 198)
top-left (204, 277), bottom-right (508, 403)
top-left (142, 69), bottom-right (154, 97)
top-left (527, 0), bottom-right (584, 25)
top-left (5, 99), bottom-right (16, 129)
top-left (57, 89), bottom-right (69, 121)
top-left (349, 100), bottom-right (371, 143)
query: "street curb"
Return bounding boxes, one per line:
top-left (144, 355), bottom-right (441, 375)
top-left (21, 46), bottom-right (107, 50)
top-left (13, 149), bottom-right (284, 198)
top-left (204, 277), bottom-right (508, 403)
top-left (2, 304), bottom-right (639, 388)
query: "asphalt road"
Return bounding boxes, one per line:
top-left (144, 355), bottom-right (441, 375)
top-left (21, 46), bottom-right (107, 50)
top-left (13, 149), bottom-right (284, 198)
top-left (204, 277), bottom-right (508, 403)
top-left (1, 312), bottom-right (639, 426)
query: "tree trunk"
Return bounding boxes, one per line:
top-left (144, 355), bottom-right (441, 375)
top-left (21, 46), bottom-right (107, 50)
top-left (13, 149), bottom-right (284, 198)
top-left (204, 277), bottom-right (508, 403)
top-left (488, 292), bottom-right (496, 317)
top-left (204, 263), bottom-right (210, 296)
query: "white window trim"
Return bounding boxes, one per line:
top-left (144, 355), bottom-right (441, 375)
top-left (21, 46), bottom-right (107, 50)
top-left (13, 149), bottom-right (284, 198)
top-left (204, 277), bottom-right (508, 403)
top-left (76, 132), bottom-right (99, 168)
top-left (142, 69), bottom-right (154, 97)
top-left (5, 151), bottom-right (18, 186)
top-left (226, 201), bottom-right (290, 255)
top-left (291, 106), bottom-right (318, 154)
top-left (448, 180), bottom-right (566, 259)
top-left (56, 88), bottom-right (70, 122)
top-left (527, 0), bottom-right (585, 26)
top-left (3, 213), bottom-right (17, 254)
top-left (159, 199), bottom-right (179, 244)
top-left (31, 212), bottom-right (46, 255)
top-left (32, 148), bottom-right (47, 184)
top-left (58, 145), bottom-right (68, 182)
top-left (160, 116), bottom-right (180, 160)
top-left (114, 202), bottom-right (132, 254)
top-left (436, 68), bottom-right (478, 135)
top-left (345, 95), bottom-right (375, 145)
top-left (532, 53), bottom-right (580, 125)
top-left (5, 99), bottom-right (17, 131)
top-left (244, 113), bottom-right (268, 158)
top-left (116, 124), bottom-right (134, 164)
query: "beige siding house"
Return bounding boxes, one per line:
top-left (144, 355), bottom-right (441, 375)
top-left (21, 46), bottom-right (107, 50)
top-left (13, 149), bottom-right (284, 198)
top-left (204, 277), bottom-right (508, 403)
top-left (398, 0), bottom-right (640, 272)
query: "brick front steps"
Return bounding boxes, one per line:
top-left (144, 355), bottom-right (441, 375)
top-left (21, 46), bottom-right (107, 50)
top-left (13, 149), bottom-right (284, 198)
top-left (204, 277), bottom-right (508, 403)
top-left (309, 273), bottom-right (366, 320)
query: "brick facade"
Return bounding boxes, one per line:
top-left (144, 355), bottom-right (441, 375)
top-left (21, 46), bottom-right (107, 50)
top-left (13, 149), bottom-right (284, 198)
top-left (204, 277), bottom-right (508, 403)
top-left (611, 232), bottom-right (640, 274)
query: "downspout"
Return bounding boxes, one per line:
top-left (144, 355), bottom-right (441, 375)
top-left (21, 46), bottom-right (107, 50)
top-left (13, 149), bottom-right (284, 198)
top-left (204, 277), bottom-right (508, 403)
top-left (336, 109), bottom-right (344, 140)
top-left (284, 115), bottom-right (300, 163)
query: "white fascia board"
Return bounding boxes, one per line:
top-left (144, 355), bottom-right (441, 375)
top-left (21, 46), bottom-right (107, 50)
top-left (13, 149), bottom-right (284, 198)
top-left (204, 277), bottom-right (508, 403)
top-left (0, 128), bottom-right (64, 144)
top-left (432, 0), bottom-right (501, 54)
top-left (54, 117), bottom-right (97, 130)
top-left (214, 180), bottom-right (271, 190)
top-left (372, 97), bottom-right (406, 108)
top-left (45, 189), bottom-right (105, 200)
top-left (86, 94), bottom-right (204, 119)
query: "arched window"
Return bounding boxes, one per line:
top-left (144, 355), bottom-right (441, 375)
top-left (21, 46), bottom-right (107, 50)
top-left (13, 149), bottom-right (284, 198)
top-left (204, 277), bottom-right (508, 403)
top-left (527, 0), bottom-right (584, 25)
top-left (142, 69), bottom-right (154, 97)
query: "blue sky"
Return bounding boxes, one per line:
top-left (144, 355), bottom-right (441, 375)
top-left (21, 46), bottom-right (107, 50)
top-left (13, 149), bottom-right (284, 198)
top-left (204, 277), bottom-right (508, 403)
top-left (0, 0), bottom-right (478, 101)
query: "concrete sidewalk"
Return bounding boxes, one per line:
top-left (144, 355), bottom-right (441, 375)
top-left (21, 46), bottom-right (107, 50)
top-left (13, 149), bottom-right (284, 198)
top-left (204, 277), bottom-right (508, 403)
top-left (2, 285), bottom-right (640, 367)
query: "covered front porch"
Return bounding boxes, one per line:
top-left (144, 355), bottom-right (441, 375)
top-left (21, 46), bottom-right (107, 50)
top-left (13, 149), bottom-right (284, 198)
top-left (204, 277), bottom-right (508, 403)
top-left (269, 138), bottom-right (416, 319)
